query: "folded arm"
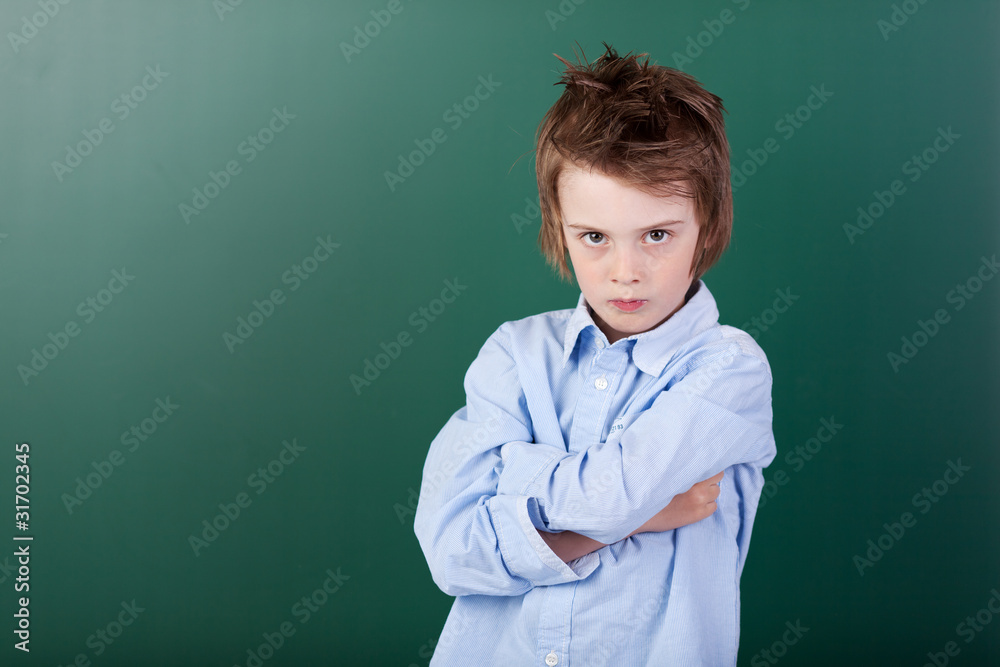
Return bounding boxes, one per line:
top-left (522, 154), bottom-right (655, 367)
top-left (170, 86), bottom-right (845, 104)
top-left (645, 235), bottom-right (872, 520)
top-left (413, 325), bottom-right (774, 595)
top-left (414, 325), bottom-right (601, 596)
top-left (495, 343), bottom-right (775, 545)
top-left (538, 470), bottom-right (725, 563)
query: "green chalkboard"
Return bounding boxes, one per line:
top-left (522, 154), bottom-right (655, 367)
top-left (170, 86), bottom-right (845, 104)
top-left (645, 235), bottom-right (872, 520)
top-left (1, 0), bottom-right (998, 665)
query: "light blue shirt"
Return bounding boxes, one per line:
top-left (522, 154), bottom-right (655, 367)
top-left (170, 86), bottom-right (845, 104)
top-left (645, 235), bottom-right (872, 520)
top-left (414, 280), bottom-right (776, 666)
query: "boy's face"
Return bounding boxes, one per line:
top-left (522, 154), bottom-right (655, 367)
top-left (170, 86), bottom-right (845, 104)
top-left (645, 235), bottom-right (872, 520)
top-left (558, 163), bottom-right (701, 345)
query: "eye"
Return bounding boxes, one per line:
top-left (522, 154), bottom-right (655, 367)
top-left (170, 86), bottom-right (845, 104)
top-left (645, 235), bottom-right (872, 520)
top-left (581, 232), bottom-right (606, 246)
top-left (645, 230), bottom-right (672, 243)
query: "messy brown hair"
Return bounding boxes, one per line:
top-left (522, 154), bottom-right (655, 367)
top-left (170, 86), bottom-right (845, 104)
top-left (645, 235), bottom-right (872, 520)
top-left (535, 42), bottom-right (733, 285)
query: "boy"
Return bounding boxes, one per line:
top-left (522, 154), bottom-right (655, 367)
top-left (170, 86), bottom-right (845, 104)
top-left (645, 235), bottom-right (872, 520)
top-left (414, 43), bottom-right (775, 665)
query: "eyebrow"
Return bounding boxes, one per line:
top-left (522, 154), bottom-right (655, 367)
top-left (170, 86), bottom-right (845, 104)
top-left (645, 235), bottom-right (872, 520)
top-left (563, 220), bottom-right (688, 233)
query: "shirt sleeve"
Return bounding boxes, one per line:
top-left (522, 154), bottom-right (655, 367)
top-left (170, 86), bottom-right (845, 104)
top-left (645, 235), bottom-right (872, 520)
top-left (495, 344), bottom-right (776, 546)
top-left (413, 324), bottom-right (600, 597)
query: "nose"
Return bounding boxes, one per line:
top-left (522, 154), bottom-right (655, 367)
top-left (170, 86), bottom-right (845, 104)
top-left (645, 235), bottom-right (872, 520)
top-left (611, 244), bottom-right (643, 284)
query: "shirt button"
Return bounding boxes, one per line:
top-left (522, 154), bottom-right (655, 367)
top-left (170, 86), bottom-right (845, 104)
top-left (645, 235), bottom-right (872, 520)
top-left (545, 652), bottom-right (559, 666)
top-left (594, 376), bottom-right (608, 390)
top-left (595, 338), bottom-right (605, 349)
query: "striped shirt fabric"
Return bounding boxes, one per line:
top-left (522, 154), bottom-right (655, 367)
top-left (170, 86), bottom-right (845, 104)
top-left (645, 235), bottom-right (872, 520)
top-left (414, 279), bottom-right (776, 666)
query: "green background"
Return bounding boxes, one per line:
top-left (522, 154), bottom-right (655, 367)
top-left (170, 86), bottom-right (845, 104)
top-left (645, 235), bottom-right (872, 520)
top-left (2, 0), bottom-right (998, 664)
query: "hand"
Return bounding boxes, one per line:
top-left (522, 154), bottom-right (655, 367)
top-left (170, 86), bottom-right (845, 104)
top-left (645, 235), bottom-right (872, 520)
top-left (629, 471), bottom-right (724, 536)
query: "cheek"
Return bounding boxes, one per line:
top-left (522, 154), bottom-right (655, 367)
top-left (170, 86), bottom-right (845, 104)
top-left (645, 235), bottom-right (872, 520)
top-left (571, 257), bottom-right (603, 289)
top-left (572, 259), bottom-right (597, 284)
top-left (565, 245), bottom-right (591, 268)
top-left (645, 247), bottom-right (681, 271)
top-left (645, 251), bottom-right (694, 283)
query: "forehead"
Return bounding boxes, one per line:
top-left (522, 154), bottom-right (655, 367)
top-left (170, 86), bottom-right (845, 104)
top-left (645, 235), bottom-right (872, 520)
top-left (557, 163), bottom-right (696, 225)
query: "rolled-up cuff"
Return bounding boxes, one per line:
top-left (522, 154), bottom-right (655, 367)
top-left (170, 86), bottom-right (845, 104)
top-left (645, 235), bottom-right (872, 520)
top-left (489, 494), bottom-right (599, 587)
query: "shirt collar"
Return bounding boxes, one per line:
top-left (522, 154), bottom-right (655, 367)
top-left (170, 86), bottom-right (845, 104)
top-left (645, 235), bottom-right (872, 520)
top-left (561, 279), bottom-right (720, 376)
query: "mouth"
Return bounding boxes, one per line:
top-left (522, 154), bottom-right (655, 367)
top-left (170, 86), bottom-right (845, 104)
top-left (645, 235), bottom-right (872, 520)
top-left (609, 299), bottom-right (646, 313)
